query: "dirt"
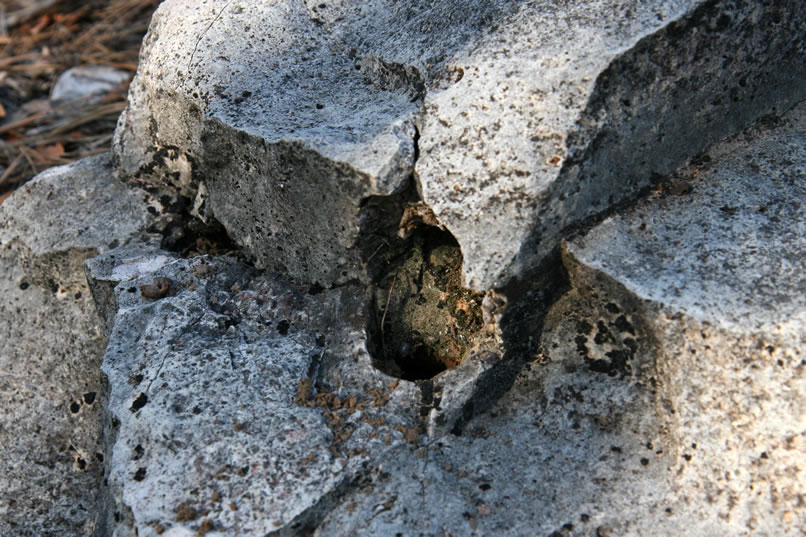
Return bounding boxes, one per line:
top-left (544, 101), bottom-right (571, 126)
top-left (371, 226), bottom-right (487, 381)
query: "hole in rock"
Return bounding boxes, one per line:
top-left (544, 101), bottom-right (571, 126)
top-left (129, 392), bottom-right (148, 412)
top-left (146, 193), bottom-right (240, 258)
top-left (367, 226), bottom-right (486, 382)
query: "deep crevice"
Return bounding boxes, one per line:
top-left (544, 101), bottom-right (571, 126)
top-left (366, 224), bottom-right (486, 382)
top-left (360, 120), bottom-right (489, 383)
top-left (148, 197), bottom-right (241, 259)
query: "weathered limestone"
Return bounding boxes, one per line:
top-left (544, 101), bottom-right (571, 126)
top-left (0, 156), bottom-right (153, 536)
top-left (312, 313), bottom-right (678, 536)
top-left (89, 101), bottom-right (806, 536)
top-left (86, 249), bottom-right (426, 537)
top-left (114, 0), bottom-right (806, 289)
top-left (308, 98), bottom-right (806, 537)
top-left (3, 0), bottom-right (804, 534)
top-left (50, 65), bottom-right (130, 104)
top-left (564, 101), bottom-right (806, 534)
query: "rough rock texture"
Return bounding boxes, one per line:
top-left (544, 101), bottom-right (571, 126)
top-left (0, 155), bottom-right (153, 536)
top-left (86, 249), bottom-right (428, 537)
top-left (312, 312), bottom-right (678, 537)
top-left (564, 100), bottom-right (806, 535)
top-left (114, 0), bottom-right (806, 289)
top-left (85, 234), bottom-right (531, 536)
top-left (308, 97), bottom-right (806, 537)
top-left (4, 1), bottom-right (805, 535)
top-left (88, 101), bottom-right (806, 536)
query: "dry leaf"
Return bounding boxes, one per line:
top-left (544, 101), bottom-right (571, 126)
top-left (35, 143), bottom-right (65, 162)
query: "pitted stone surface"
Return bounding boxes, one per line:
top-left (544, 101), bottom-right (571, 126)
top-left (5, 2), bottom-right (804, 535)
top-left (565, 100), bottom-right (806, 535)
top-left (417, 0), bottom-right (806, 289)
top-left (566, 106), bottom-right (806, 334)
top-left (308, 104), bottom-right (806, 537)
top-left (115, 0), bottom-right (805, 288)
top-left (313, 289), bottom-right (683, 537)
top-left (90, 251), bottom-right (433, 537)
top-left (0, 155), bottom-right (153, 537)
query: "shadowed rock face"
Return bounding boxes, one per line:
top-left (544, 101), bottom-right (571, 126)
top-left (84, 102), bottom-right (805, 537)
top-left (114, 0), bottom-right (805, 289)
top-left (564, 102), bottom-right (806, 532)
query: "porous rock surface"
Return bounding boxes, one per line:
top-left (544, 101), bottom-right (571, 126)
top-left (309, 97), bottom-right (806, 537)
top-left (564, 100), bottom-right (806, 534)
top-left (2, 1), bottom-right (805, 535)
top-left (85, 237), bottom-right (520, 536)
top-left (0, 155), bottom-right (153, 536)
top-left (114, 0), bottom-right (806, 289)
top-left (86, 249), bottom-right (425, 537)
top-left (87, 101), bottom-right (805, 537)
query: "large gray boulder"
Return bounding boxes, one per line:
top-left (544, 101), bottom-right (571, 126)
top-left (308, 93), bottom-right (806, 537)
top-left (563, 100), bottom-right (806, 534)
top-left (0, 156), bottom-right (153, 536)
top-left (114, 0), bottom-right (805, 289)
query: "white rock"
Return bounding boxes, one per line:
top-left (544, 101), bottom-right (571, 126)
top-left (51, 65), bottom-right (130, 103)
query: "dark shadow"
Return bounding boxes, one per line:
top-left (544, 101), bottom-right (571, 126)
top-left (366, 226), bottom-right (486, 382)
top-left (512, 0), bottom-right (806, 279)
top-left (450, 249), bottom-right (570, 435)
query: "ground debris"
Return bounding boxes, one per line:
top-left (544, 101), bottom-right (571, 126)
top-left (0, 0), bottom-right (159, 200)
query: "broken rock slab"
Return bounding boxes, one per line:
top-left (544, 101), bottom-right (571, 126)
top-left (564, 100), bottom-right (806, 534)
top-left (0, 155), bottom-right (154, 537)
top-left (87, 247), bottom-right (431, 537)
top-left (87, 236), bottom-right (532, 535)
top-left (310, 96), bottom-right (806, 537)
top-left (114, 0), bottom-right (805, 289)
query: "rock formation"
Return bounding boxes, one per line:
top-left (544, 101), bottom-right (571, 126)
top-left (1, 1), bottom-right (804, 535)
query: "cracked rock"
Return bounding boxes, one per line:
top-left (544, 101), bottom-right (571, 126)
top-left (310, 102), bottom-right (806, 537)
top-left (563, 100), bottom-right (806, 535)
top-left (88, 248), bottom-right (439, 536)
top-left (114, 0), bottom-right (805, 289)
top-left (0, 155), bottom-right (154, 537)
top-left (4, 1), bottom-right (805, 535)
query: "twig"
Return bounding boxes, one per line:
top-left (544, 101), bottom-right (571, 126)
top-left (380, 271), bottom-right (398, 357)
top-left (366, 239), bottom-right (390, 263)
top-left (0, 52), bottom-right (43, 68)
top-left (185, 0), bottom-right (234, 84)
top-left (18, 146), bottom-right (38, 176)
top-left (0, 154), bottom-right (23, 185)
top-left (0, 110), bottom-right (48, 134)
top-left (5, 0), bottom-right (59, 28)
